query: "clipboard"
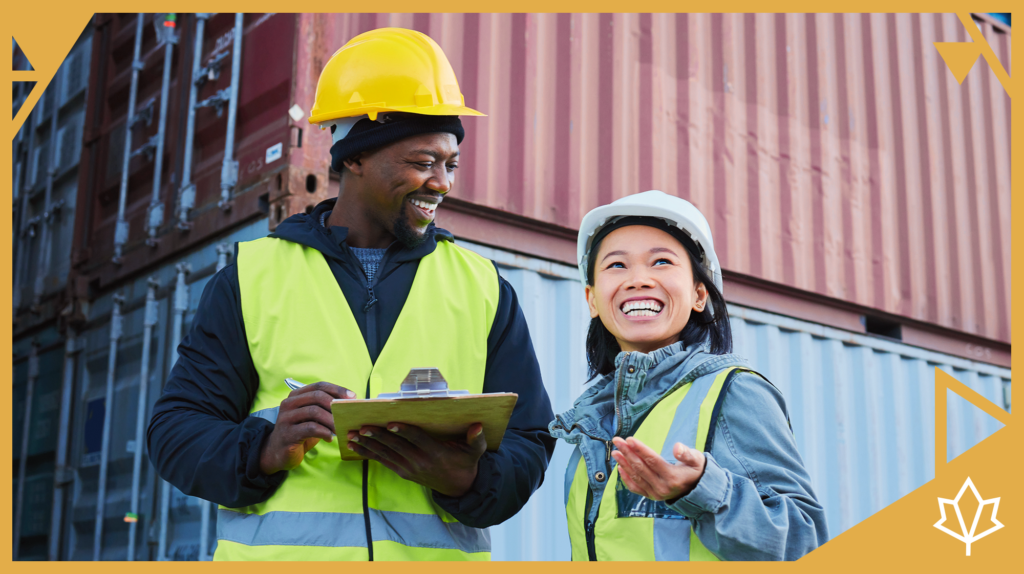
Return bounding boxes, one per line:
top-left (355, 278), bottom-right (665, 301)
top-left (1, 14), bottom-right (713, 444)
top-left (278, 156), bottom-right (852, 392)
top-left (330, 368), bottom-right (519, 461)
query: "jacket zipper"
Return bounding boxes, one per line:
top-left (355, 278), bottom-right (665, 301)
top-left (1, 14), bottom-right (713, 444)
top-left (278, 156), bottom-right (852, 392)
top-left (585, 353), bottom-right (631, 561)
top-left (360, 255), bottom-right (384, 561)
top-left (584, 487), bottom-right (597, 561)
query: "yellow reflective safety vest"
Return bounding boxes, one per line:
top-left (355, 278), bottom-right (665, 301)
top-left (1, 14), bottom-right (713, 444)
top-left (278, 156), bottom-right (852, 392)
top-left (567, 367), bottom-right (757, 561)
top-left (215, 236), bottom-right (499, 561)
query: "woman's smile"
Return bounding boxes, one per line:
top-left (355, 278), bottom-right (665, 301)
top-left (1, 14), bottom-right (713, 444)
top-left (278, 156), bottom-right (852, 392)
top-left (619, 297), bottom-right (665, 319)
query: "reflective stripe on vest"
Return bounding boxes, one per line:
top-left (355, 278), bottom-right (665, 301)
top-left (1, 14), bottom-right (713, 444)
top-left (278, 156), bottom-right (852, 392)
top-left (219, 237), bottom-right (499, 561)
top-left (567, 366), bottom-right (753, 561)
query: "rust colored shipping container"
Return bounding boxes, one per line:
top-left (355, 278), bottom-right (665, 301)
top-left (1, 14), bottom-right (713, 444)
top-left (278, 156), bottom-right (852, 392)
top-left (70, 13), bottom-right (333, 295)
top-left (71, 13), bottom-right (1011, 347)
top-left (322, 13), bottom-right (1010, 343)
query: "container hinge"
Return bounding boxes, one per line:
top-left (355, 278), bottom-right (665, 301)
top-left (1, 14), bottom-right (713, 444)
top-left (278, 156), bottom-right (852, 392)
top-left (45, 199), bottom-right (65, 222)
top-left (144, 278), bottom-right (160, 327)
top-left (110, 294), bottom-right (126, 341)
top-left (129, 134), bottom-right (159, 161)
top-left (54, 466), bottom-right (75, 486)
top-left (174, 263), bottom-right (192, 313)
top-left (194, 51), bottom-right (230, 86)
top-left (129, 99), bottom-right (155, 129)
top-left (219, 161), bottom-right (238, 210)
top-left (177, 183), bottom-right (195, 230)
top-left (195, 88), bottom-right (231, 117)
top-left (148, 202), bottom-right (165, 231)
top-left (114, 220), bottom-right (130, 250)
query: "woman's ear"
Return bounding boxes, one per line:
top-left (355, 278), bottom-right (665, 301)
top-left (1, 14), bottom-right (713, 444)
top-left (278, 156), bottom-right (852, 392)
top-left (585, 285), bottom-right (600, 319)
top-left (693, 282), bottom-right (709, 312)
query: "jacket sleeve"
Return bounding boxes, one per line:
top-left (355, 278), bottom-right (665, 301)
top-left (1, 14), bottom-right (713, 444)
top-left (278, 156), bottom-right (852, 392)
top-left (431, 268), bottom-right (557, 527)
top-left (667, 372), bottom-right (830, 560)
top-left (146, 263), bottom-right (287, 508)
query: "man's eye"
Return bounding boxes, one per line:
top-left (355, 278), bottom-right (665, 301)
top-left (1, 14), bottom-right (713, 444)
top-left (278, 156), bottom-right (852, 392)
top-left (417, 162), bottom-right (433, 168)
top-left (447, 164), bottom-right (458, 171)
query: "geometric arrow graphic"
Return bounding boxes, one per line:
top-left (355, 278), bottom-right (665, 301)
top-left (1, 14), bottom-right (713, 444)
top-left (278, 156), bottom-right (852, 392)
top-left (934, 369), bottom-right (1013, 475)
top-left (934, 42), bottom-right (982, 84)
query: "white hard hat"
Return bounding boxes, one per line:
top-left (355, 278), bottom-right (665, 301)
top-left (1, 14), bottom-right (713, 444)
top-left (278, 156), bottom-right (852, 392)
top-left (577, 190), bottom-right (723, 293)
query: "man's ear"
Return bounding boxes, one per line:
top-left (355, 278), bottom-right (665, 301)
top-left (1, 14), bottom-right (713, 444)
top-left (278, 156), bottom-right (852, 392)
top-left (342, 153), bottom-right (365, 176)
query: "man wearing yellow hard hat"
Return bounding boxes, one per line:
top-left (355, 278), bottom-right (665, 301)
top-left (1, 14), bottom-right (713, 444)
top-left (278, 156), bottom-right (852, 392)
top-left (148, 28), bottom-right (555, 561)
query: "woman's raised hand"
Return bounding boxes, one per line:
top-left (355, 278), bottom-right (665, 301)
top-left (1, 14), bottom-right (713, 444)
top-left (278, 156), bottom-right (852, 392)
top-left (610, 436), bottom-right (707, 502)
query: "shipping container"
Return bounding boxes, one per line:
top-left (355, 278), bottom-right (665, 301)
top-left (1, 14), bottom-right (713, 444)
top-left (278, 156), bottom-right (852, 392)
top-left (70, 13), bottom-right (1011, 348)
top-left (70, 13), bottom-right (331, 296)
top-left (11, 25), bottom-right (95, 561)
top-left (285, 12), bottom-right (1013, 344)
top-left (15, 11), bottom-right (1013, 561)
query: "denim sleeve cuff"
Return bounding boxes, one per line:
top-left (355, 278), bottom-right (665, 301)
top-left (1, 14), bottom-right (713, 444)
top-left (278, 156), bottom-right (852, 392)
top-left (432, 452), bottom-right (499, 519)
top-left (669, 452), bottom-right (731, 519)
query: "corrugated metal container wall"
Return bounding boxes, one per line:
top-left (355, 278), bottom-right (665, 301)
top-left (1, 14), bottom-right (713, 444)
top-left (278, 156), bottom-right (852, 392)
top-left (65, 292), bottom-right (168, 560)
top-left (12, 30), bottom-right (91, 316)
top-left (320, 13), bottom-right (1011, 343)
top-left (60, 217), bottom-right (269, 561)
top-left (71, 14), bottom-right (333, 290)
top-left (728, 306), bottom-right (1009, 536)
top-left (12, 329), bottom-right (66, 560)
top-left (458, 244), bottom-right (1010, 560)
top-left (12, 26), bottom-right (94, 561)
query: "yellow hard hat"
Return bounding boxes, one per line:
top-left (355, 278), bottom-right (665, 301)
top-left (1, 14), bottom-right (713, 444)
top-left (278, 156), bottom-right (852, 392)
top-left (309, 27), bottom-right (484, 125)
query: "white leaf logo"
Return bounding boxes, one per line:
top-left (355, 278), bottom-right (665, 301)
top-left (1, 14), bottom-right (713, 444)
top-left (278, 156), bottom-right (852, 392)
top-left (934, 477), bottom-right (1004, 556)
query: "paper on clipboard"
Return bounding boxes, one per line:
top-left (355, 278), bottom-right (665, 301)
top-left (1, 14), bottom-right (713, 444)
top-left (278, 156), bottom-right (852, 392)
top-left (329, 369), bottom-right (518, 461)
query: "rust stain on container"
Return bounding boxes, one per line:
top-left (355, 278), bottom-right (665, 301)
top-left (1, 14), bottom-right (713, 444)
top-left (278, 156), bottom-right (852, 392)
top-left (71, 13), bottom-right (1011, 344)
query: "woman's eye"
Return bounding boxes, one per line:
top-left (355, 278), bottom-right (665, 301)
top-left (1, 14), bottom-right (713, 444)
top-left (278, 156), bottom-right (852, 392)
top-left (605, 262), bottom-right (625, 270)
top-left (653, 258), bottom-right (673, 266)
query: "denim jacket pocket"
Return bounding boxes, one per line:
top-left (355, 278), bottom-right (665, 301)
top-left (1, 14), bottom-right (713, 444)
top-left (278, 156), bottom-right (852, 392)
top-left (615, 472), bottom-right (687, 520)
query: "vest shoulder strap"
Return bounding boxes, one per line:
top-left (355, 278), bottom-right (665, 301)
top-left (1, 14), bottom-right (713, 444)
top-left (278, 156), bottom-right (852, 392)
top-left (702, 367), bottom-right (790, 453)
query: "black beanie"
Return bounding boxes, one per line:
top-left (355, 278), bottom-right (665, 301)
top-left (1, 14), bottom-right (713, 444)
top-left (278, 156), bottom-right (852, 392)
top-left (330, 113), bottom-right (465, 173)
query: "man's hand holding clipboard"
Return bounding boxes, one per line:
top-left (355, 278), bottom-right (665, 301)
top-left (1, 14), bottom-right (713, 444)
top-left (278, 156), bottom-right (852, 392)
top-left (279, 369), bottom-right (517, 498)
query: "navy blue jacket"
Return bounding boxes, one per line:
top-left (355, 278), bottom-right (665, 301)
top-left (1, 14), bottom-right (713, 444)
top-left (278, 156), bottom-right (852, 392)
top-left (147, 198), bottom-right (556, 528)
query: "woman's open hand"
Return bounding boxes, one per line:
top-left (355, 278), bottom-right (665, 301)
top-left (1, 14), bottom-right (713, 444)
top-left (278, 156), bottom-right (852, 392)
top-left (611, 436), bottom-right (707, 501)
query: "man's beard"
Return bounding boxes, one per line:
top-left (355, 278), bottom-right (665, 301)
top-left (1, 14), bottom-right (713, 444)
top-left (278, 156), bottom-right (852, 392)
top-left (393, 214), bottom-right (429, 249)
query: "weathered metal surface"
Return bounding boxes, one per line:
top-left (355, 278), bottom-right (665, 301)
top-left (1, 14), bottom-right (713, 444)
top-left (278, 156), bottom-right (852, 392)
top-left (71, 13), bottom-right (323, 290)
top-left (70, 13), bottom-right (1011, 344)
top-left (317, 13), bottom-right (1011, 343)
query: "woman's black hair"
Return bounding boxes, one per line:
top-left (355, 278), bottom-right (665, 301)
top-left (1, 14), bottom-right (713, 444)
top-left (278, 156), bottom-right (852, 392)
top-left (585, 221), bottom-right (733, 378)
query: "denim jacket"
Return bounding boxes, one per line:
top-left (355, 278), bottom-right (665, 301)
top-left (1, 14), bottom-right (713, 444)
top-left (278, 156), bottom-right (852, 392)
top-left (549, 342), bottom-right (829, 560)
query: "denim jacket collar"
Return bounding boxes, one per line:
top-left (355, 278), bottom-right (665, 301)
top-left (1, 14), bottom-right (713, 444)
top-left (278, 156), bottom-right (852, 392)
top-left (552, 342), bottom-right (748, 446)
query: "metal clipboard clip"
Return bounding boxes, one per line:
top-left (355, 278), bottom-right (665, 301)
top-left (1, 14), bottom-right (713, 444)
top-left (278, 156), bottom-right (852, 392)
top-left (376, 368), bottom-right (470, 399)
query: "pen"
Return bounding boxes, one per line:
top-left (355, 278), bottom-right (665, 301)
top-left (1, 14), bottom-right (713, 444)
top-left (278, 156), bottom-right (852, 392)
top-left (284, 378), bottom-right (338, 437)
